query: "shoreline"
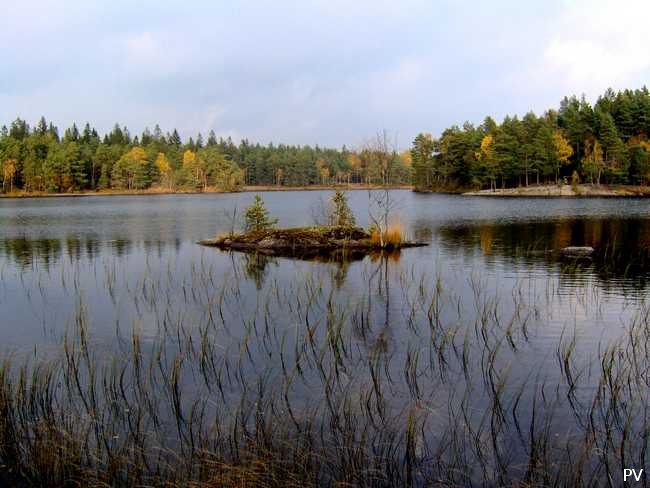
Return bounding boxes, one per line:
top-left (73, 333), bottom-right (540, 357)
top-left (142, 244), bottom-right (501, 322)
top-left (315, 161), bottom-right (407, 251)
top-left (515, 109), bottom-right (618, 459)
top-left (417, 184), bottom-right (650, 198)
top-left (0, 184), bottom-right (413, 200)
top-left (6, 183), bottom-right (650, 199)
top-left (463, 184), bottom-right (650, 198)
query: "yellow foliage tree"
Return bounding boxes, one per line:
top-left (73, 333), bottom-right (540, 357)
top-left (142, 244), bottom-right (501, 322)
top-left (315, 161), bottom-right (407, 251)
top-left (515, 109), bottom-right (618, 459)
top-left (182, 150), bottom-right (205, 189)
top-left (399, 150), bottom-right (412, 167)
top-left (475, 134), bottom-right (498, 190)
top-left (347, 153), bottom-right (361, 183)
top-left (112, 147), bottom-right (150, 190)
top-left (582, 139), bottom-right (604, 185)
top-left (182, 150), bottom-right (196, 168)
top-left (155, 153), bottom-right (172, 189)
top-left (552, 130), bottom-right (573, 183)
top-left (3, 159), bottom-right (17, 193)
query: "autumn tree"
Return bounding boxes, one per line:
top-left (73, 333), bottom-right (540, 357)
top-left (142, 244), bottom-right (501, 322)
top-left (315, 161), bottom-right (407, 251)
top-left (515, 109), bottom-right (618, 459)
top-left (112, 147), bottom-right (150, 190)
top-left (2, 159), bottom-right (17, 192)
top-left (582, 139), bottom-right (604, 185)
top-left (155, 153), bottom-right (172, 189)
top-left (347, 153), bottom-right (362, 183)
top-left (475, 134), bottom-right (498, 190)
top-left (552, 130), bottom-right (573, 183)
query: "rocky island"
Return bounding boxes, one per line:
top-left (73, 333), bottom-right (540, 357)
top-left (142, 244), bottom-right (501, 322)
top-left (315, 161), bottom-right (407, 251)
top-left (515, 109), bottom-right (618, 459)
top-left (199, 192), bottom-right (426, 259)
top-left (199, 225), bottom-right (426, 259)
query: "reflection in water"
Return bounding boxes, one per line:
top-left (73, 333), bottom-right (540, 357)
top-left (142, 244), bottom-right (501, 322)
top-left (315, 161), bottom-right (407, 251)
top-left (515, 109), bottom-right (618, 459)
top-left (3, 214), bottom-right (650, 296)
top-left (436, 217), bottom-right (650, 292)
top-left (242, 252), bottom-right (276, 289)
top-left (4, 193), bottom-right (650, 484)
top-left (0, 235), bottom-right (180, 270)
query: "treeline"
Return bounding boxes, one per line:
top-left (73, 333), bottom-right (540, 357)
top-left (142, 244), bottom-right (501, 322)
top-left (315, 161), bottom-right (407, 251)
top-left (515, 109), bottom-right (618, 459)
top-left (411, 87), bottom-right (650, 191)
top-left (0, 120), bottom-right (411, 194)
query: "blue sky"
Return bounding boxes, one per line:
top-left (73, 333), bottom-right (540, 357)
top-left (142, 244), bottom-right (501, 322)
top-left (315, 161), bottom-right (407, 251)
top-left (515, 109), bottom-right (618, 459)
top-left (1, 0), bottom-right (649, 148)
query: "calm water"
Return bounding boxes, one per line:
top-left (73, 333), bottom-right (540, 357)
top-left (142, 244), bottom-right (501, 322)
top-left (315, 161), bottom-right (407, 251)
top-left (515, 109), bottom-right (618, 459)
top-left (2, 190), bottom-right (650, 484)
top-left (2, 191), bottom-right (650, 348)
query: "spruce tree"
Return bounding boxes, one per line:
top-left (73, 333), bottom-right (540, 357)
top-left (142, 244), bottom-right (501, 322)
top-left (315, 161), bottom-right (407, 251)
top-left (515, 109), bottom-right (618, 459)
top-left (329, 190), bottom-right (356, 227)
top-left (245, 195), bottom-right (278, 232)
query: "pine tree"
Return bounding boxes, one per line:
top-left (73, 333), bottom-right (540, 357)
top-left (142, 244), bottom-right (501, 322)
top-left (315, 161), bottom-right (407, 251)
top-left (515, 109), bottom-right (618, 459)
top-left (411, 133), bottom-right (436, 190)
top-left (329, 190), bottom-right (356, 227)
top-left (245, 195), bottom-right (278, 232)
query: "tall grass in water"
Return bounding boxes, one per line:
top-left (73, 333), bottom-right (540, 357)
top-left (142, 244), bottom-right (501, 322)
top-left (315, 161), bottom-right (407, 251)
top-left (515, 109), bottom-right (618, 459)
top-left (370, 221), bottom-right (404, 247)
top-left (0, 255), bottom-right (648, 486)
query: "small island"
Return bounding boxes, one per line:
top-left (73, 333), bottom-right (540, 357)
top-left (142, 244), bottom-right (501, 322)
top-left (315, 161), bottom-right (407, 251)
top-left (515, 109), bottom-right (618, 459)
top-left (199, 191), bottom-right (426, 259)
top-left (199, 225), bottom-right (426, 258)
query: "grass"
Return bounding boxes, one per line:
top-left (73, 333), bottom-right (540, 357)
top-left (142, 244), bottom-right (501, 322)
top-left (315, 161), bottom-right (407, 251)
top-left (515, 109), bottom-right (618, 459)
top-left (370, 222), bottom-right (404, 247)
top-left (0, 252), bottom-right (648, 486)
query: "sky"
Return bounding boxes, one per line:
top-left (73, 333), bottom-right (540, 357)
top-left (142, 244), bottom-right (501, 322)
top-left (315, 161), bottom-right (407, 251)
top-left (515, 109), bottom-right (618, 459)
top-left (1, 0), bottom-right (649, 148)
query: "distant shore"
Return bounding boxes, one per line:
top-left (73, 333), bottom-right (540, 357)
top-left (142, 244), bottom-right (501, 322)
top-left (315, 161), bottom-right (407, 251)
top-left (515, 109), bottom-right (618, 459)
top-left (0, 184), bottom-right (413, 200)
top-left (7, 183), bottom-right (648, 199)
top-left (461, 184), bottom-right (650, 198)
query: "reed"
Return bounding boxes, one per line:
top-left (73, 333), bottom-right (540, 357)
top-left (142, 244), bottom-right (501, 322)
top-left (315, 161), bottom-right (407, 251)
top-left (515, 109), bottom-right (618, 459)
top-left (0, 253), bottom-right (648, 486)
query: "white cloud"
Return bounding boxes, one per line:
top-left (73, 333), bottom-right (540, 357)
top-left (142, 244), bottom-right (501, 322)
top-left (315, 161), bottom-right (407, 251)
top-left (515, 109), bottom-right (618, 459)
top-left (535, 0), bottom-right (650, 96)
top-left (115, 31), bottom-right (187, 78)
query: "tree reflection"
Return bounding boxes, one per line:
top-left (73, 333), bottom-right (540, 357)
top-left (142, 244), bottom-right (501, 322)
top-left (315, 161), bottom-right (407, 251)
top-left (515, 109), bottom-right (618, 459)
top-left (242, 252), bottom-right (277, 290)
top-left (436, 217), bottom-right (650, 292)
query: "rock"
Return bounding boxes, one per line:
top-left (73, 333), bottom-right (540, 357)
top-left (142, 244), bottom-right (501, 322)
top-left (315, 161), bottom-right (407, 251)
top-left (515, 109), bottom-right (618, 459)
top-left (257, 237), bottom-right (280, 248)
top-left (558, 246), bottom-right (594, 257)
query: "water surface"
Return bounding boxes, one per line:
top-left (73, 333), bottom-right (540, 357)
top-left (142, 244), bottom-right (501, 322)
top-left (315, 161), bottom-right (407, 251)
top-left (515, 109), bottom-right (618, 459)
top-left (1, 191), bottom-right (649, 484)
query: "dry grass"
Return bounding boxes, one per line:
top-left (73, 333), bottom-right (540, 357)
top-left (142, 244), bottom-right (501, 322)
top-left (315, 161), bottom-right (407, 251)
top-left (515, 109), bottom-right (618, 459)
top-left (370, 222), bottom-right (404, 247)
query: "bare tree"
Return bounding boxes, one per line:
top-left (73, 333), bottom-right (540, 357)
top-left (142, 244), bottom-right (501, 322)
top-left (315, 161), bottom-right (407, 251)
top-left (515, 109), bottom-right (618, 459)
top-left (366, 130), bottom-right (400, 247)
top-left (222, 202), bottom-right (242, 237)
top-left (309, 195), bottom-right (331, 226)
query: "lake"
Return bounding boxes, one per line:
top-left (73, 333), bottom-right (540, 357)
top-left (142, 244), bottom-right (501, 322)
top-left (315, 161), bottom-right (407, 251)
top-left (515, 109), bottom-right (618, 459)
top-left (1, 190), bottom-right (650, 486)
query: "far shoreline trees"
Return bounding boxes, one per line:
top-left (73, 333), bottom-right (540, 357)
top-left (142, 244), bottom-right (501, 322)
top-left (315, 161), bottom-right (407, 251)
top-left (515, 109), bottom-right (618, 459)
top-left (0, 119), bottom-right (412, 194)
top-left (411, 87), bottom-right (650, 191)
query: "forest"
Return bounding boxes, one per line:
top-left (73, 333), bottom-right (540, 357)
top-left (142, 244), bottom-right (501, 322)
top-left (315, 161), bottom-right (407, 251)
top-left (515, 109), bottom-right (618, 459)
top-left (0, 121), bottom-right (412, 194)
top-left (5, 87), bottom-right (650, 196)
top-left (411, 87), bottom-right (650, 191)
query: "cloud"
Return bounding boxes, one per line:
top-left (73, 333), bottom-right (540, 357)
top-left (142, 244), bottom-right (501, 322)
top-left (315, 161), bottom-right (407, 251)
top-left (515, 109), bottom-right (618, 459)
top-left (2, 0), bottom-right (648, 147)
top-left (533, 0), bottom-right (650, 96)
